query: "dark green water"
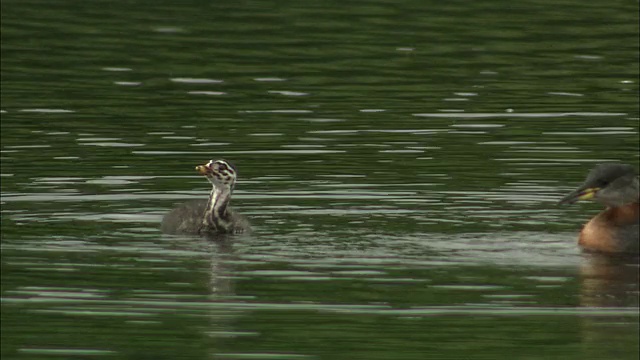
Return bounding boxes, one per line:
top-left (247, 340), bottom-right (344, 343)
top-left (1, 0), bottom-right (639, 359)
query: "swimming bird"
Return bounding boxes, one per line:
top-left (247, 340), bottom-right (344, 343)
top-left (161, 159), bottom-right (250, 236)
top-left (559, 163), bottom-right (639, 255)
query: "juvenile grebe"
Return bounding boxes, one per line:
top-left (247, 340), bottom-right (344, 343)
top-left (559, 163), bottom-right (639, 255)
top-left (161, 159), bottom-right (250, 235)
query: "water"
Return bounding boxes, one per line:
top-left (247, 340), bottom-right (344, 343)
top-left (1, 0), bottom-right (639, 359)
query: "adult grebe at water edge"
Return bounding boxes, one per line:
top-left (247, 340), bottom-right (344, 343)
top-left (559, 163), bottom-right (638, 255)
top-left (161, 159), bottom-right (251, 235)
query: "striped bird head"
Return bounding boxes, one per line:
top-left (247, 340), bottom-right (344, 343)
top-left (195, 159), bottom-right (237, 191)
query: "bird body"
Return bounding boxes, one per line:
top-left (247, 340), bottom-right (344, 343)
top-left (161, 160), bottom-right (250, 236)
top-left (578, 202), bottom-right (639, 254)
top-left (560, 163), bottom-right (639, 255)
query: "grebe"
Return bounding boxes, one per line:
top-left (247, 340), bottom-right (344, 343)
top-left (161, 159), bottom-right (250, 236)
top-left (559, 163), bottom-right (639, 255)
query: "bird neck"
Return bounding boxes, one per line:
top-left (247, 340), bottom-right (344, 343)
top-left (203, 186), bottom-right (233, 232)
top-left (602, 200), bottom-right (640, 226)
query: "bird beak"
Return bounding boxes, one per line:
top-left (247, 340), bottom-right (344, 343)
top-left (195, 164), bottom-right (211, 175)
top-left (558, 186), bottom-right (600, 205)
